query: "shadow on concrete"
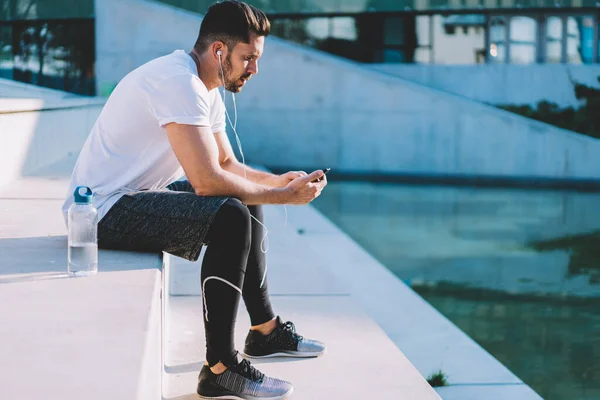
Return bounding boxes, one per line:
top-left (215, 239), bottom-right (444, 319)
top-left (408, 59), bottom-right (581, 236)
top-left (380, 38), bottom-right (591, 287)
top-left (164, 355), bottom-right (308, 376)
top-left (0, 235), bottom-right (162, 284)
top-left (164, 394), bottom-right (199, 400)
top-left (1, 83), bottom-right (104, 185)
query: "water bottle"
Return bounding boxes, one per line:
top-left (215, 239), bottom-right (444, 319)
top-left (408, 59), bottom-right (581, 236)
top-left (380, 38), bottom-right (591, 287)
top-left (68, 186), bottom-right (98, 276)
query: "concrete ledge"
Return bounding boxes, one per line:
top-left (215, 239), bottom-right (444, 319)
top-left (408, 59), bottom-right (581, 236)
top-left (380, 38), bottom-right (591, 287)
top-left (0, 97), bottom-right (104, 188)
top-left (0, 178), bottom-right (163, 400)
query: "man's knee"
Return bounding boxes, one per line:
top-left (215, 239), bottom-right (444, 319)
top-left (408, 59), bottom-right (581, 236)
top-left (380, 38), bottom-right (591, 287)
top-left (208, 198), bottom-right (252, 243)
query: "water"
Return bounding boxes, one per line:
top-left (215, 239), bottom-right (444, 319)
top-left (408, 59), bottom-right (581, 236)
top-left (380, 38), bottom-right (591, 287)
top-left (313, 181), bottom-right (600, 400)
top-left (68, 242), bottom-right (98, 276)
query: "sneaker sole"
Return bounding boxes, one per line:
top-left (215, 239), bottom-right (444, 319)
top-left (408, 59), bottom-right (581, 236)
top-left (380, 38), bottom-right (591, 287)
top-left (197, 387), bottom-right (293, 400)
top-left (242, 348), bottom-right (326, 359)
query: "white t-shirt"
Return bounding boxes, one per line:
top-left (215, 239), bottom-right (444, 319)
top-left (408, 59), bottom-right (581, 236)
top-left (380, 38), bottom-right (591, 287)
top-left (62, 50), bottom-right (226, 223)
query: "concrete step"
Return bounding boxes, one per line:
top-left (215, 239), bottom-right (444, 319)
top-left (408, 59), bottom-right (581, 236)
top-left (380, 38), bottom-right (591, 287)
top-left (0, 178), bottom-right (163, 400)
top-left (163, 205), bottom-right (441, 400)
top-left (163, 295), bottom-right (439, 400)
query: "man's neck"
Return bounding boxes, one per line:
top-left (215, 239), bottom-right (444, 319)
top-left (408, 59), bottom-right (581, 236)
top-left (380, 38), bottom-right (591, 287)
top-left (189, 49), bottom-right (219, 91)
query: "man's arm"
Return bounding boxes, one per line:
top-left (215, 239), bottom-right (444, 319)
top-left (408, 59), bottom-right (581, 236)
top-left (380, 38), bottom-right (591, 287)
top-left (166, 124), bottom-right (283, 204)
top-left (166, 124), bottom-right (325, 205)
top-left (213, 131), bottom-right (302, 187)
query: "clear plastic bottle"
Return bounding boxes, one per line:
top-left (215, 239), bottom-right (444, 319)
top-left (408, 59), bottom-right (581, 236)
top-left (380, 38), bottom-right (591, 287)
top-left (68, 186), bottom-right (98, 276)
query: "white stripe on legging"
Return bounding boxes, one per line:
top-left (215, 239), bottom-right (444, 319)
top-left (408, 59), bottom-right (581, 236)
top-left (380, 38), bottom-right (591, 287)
top-left (202, 276), bottom-right (243, 322)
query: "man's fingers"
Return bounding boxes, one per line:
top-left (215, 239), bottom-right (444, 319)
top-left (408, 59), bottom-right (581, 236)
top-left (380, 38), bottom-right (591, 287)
top-left (306, 169), bottom-right (324, 183)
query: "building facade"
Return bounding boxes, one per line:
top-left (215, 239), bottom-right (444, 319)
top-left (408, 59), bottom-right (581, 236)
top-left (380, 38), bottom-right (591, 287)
top-left (0, 0), bottom-right (95, 95)
top-left (2, 0), bottom-right (599, 96)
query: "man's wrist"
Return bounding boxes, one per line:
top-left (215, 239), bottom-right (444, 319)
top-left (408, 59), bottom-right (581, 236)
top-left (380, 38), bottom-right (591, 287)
top-left (261, 174), bottom-right (283, 188)
top-left (267, 187), bottom-right (287, 204)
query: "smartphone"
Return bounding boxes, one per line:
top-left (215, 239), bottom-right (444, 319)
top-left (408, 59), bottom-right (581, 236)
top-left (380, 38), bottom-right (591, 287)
top-left (313, 168), bottom-right (330, 183)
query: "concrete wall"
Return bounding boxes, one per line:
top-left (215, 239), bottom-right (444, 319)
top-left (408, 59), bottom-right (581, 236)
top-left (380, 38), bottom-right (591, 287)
top-left (0, 96), bottom-right (104, 188)
top-left (372, 64), bottom-right (600, 108)
top-left (95, 0), bottom-right (201, 96)
top-left (238, 42), bottom-right (600, 180)
top-left (96, 0), bottom-right (600, 181)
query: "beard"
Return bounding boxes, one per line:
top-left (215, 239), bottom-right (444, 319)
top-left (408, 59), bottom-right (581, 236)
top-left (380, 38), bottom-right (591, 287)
top-left (222, 54), bottom-right (250, 93)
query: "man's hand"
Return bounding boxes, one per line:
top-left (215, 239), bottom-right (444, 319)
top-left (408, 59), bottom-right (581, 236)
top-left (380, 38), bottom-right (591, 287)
top-left (268, 171), bottom-right (307, 188)
top-left (277, 170), bottom-right (327, 205)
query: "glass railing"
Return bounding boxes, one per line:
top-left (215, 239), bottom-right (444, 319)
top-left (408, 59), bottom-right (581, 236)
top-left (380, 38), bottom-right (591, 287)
top-left (0, 19), bottom-right (95, 95)
top-left (154, 0), bottom-right (600, 14)
top-left (0, 0), bottom-right (93, 21)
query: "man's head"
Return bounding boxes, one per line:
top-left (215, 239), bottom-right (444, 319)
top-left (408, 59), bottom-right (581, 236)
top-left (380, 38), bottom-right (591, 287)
top-left (194, 1), bottom-right (270, 93)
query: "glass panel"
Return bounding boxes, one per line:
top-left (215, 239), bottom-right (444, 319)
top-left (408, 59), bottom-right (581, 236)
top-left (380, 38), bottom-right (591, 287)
top-left (0, 23), bottom-right (12, 79)
top-left (270, 19), bottom-right (312, 45)
top-left (566, 16), bottom-right (582, 64)
top-left (546, 16), bottom-right (563, 63)
top-left (509, 16), bottom-right (536, 64)
top-left (12, 21), bottom-right (40, 85)
top-left (383, 49), bottom-right (405, 62)
top-left (331, 17), bottom-right (357, 41)
top-left (432, 14), bottom-right (486, 64)
top-left (59, 20), bottom-right (95, 95)
top-left (9, 20), bottom-right (94, 95)
top-left (385, 16), bottom-right (406, 46)
top-left (8, 0), bottom-right (94, 20)
top-left (153, 0), bottom-right (600, 13)
top-left (414, 15), bottom-right (432, 63)
top-left (0, 0), bottom-right (10, 21)
top-left (566, 16), bottom-right (594, 64)
top-left (489, 17), bottom-right (507, 63)
top-left (304, 17), bottom-right (329, 41)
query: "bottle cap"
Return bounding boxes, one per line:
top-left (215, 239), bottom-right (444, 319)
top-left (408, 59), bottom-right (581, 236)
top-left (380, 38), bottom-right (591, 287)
top-left (74, 186), bottom-right (93, 204)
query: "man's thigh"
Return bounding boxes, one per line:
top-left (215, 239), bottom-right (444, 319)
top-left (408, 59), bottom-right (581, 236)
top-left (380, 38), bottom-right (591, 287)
top-left (98, 187), bottom-right (228, 261)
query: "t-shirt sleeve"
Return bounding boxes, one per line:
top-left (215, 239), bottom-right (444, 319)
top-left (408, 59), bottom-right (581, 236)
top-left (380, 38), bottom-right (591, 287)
top-left (210, 90), bottom-right (227, 133)
top-left (147, 74), bottom-right (211, 128)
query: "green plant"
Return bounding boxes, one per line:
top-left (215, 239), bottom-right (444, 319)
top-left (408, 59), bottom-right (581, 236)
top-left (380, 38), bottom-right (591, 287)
top-left (426, 370), bottom-right (449, 387)
top-left (498, 76), bottom-right (600, 140)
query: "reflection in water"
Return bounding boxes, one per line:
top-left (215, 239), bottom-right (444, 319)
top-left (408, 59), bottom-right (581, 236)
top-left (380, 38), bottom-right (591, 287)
top-left (313, 181), bottom-right (600, 400)
top-left (531, 231), bottom-right (600, 283)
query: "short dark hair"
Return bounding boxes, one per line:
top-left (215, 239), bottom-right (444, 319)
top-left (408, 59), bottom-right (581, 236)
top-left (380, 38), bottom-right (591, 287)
top-left (194, 1), bottom-right (270, 53)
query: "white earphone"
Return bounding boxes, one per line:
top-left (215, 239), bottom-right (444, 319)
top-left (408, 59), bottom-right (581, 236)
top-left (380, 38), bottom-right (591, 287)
top-left (215, 45), bottom-right (273, 263)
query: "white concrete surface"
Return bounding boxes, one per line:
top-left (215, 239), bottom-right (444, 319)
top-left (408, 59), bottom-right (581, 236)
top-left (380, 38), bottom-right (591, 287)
top-left (0, 177), bottom-right (163, 400)
top-left (164, 296), bottom-right (439, 400)
top-left (165, 204), bottom-right (542, 399)
top-left (0, 92), bottom-right (104, 189)
top-left (0, 77), bottom-right (82, 99)
top-left (372, 64), bottom-right (600, 108)
top-left (163, 205), bottom-right (441, 400)
top-left (96, 0), bottom-right (600, 182)
top-left (272, 204), bottom-right (544, 398)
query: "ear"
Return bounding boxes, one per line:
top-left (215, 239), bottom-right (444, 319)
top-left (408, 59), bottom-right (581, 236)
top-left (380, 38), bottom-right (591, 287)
top-left (211, 41), bottom-right (226, 61)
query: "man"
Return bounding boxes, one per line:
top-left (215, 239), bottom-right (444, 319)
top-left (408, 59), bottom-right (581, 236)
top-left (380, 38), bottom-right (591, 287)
top-left (62, 1), bottom-right (327, 399)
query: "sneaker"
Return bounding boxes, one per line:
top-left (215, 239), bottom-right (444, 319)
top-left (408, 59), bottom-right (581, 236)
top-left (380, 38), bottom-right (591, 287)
top-left (197, 353), bottom-right (294, 400)
top-left (243, 316), bottom-right (326, 359)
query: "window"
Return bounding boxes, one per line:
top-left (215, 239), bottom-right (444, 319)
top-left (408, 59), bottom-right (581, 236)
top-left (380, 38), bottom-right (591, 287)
top-left (546, 16), bottom-right (563, 63)
top-left (489, 17), bottom-right (507, 63)
top-left (509, 16), bottom-right (537, 64)
top-left (566, 16), bottom-right (594, 64)
top-left (9, 19), bottom-right (95, 95)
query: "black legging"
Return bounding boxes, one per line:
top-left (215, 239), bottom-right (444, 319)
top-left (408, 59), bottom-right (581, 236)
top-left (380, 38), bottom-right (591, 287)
top-left (201, 198), bottom-right (275, 367)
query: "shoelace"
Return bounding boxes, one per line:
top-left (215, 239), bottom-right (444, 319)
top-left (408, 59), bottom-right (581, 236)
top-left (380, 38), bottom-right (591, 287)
top-left (232, 359), bottom-right (264, 383)
top-left (278, 321), bottom-right (304, 342)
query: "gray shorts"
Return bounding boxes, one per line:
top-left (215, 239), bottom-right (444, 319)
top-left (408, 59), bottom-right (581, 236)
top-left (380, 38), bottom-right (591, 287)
top-left (98, 180), bottom-right (229, 261)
